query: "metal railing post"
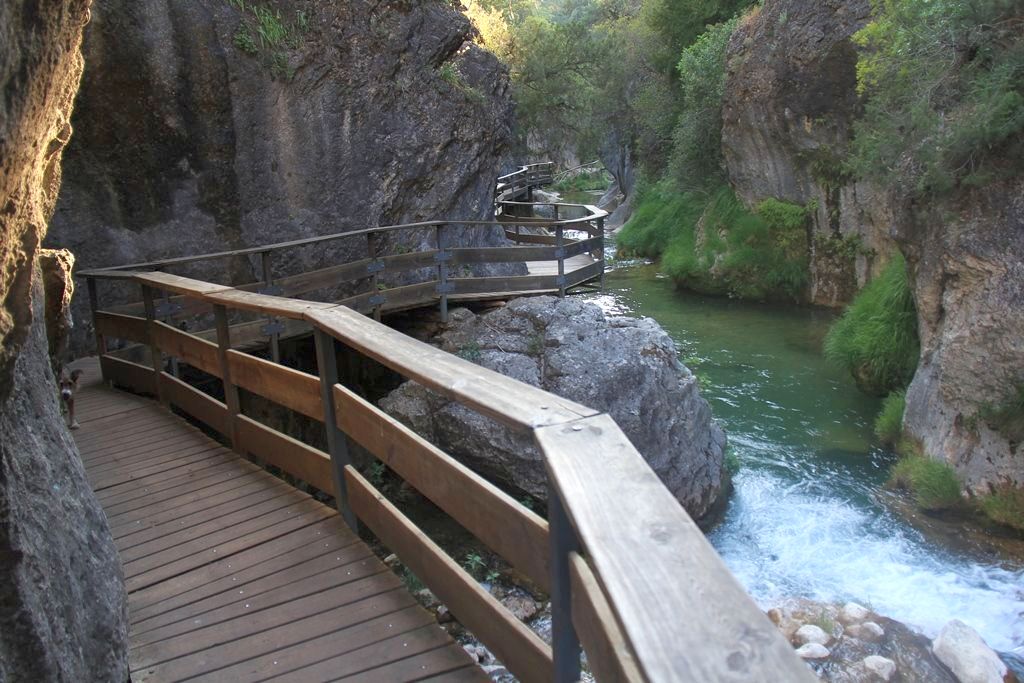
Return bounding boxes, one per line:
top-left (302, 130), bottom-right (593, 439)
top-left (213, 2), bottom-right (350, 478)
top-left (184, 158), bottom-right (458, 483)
top-left (86, 276), bottom-right (107, 378)
top-left (556, 223), bottom-right (566, 298)
top-left (261, 250), bottom-right (281, 363)
top-left (549, 487), bottom-right (582, 682)
top-left (141, 285), bottom-right (166, 405)
top-left (367, 232), bottom-right (383, 322)
top-left (213, 304), bottom-right (242, 453)
top-left (313, 328), bottom-right (358, 532)
top-left (161, 288), bottom-right (180, 379)
top-left (597, 215), bottom-right (606, 290)
top-left (436, 223), bottom-right (449, 324)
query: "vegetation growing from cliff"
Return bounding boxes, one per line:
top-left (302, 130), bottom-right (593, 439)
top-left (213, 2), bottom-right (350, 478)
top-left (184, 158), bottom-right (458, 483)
top-left (228, 0), bottom-right (309, 80)
top-left (552, 168), bottom-right (612, 192)
top-left (618, 184), bottom-right (809, 301)
top-left (824, 254), bottom-right (919, 396)
top-left (980, 486), bottom-right (1024, 532)
top-left (667, 17), bottom-right (738, 189)
top-left (874, 390), bottom-right (906, 445)
top-left (975, 384), bottom-right (1024, 445)
top-left (889, 455), bottom-right (962, 512)
top-left (850, 0), bottom-right (1024, 195)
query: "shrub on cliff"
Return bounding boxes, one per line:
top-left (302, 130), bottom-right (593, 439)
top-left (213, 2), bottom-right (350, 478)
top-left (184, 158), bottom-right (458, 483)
top-left (890, 455), bottom-right (962, 512)
top-left (619, 185), bottom-right (809, 301)
top-left (668, 17), bottom-right (738, 190)
top-left (850, 0), bottom-right (1024, 195)
top-left (824, 254), bottom-right (919, 395)
top-left (874, 390), bottom-right (906, 445)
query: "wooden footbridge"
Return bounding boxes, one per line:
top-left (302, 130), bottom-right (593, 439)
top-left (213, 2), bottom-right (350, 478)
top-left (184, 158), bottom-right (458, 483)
top-left (75, 164), bottom-right (813, 682)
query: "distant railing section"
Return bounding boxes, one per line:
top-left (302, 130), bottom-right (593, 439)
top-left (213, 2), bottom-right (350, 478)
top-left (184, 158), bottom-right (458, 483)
top-left (83, 202), bottom-right (604, 362)
top-left (76, 165), bottom-right (814, 682)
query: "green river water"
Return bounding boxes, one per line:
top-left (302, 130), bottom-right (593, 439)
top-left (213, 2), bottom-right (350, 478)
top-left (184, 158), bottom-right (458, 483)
top-left (584, 263), bottom-right (1024, 653)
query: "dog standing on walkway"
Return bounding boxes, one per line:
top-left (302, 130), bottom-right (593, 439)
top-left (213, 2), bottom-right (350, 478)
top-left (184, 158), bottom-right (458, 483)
top-left (59, 367), bottom-right (82, 429)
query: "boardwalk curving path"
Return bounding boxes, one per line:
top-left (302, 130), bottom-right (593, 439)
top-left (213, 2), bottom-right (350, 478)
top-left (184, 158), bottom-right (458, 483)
top-left (70, 358), bottom-right (485, 682)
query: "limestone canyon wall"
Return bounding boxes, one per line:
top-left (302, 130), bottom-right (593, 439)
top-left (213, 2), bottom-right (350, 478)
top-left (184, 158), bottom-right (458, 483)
top-left (0, 0), bottom-right (129, 679)
top-left (723, 0), bottom-right (1024, 492)
top-left (722, 0), bottom-right (896, 308)
top-left (48, 0), bottom-right (516, 353)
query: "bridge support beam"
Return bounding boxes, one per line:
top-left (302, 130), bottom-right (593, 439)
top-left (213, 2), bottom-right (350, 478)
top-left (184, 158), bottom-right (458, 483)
top-left (313, 328), bottom-right (359, 533)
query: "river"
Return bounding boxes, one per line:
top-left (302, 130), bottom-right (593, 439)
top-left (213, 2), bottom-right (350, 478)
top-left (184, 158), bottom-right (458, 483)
top-left (586, 263), bottom-right (1024, 653)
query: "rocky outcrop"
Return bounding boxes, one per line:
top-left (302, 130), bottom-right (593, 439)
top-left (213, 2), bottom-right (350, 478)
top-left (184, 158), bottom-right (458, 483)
top-left (380, 297), bottom-right (727, 519)
top-left (48, 0), bottom-right (516, 354)
top-left (932, 619), bottom-right (1009, 683)
top-left (900, 177), bottom-right (1024, 494)
top-left (0, 0), bottom-right (129, 679)
top-left (721, 0), bottom-right (896, 307)
top-left (768, 600), bottom-right (959, 682)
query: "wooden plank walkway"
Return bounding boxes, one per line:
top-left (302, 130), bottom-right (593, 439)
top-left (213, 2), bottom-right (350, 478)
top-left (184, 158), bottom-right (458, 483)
top-left (69, 358), bottom-right (485, 683)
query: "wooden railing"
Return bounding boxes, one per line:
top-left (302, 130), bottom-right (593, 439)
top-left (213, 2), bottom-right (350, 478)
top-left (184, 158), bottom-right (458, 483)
top-left (78, 179), bottom-right (813, 681)
top-left (83, 203), bottom-right (604, 362)
top-left (496, 162), bottom-right (554, 207)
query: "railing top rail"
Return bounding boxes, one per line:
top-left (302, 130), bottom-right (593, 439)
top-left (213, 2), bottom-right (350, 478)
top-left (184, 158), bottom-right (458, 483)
top-left (88, 267), bottom-right (813, 681)
top-left (77, 204), bottom-right (605, 277)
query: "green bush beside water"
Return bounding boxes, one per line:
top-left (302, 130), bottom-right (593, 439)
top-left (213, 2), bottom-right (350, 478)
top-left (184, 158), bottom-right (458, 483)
top-left (889, 455), bottom-right (961, 512)
top-left (874, 390), bottom-right (906, 445)
top-left (617, 184), bottom-right (809, 301)
top-left (824, 254), bottom-right (919, 396)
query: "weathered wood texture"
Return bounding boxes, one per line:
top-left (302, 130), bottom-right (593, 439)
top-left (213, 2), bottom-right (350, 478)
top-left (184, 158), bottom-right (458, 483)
top-left (536, 414), bottom-right (817, 682)
top-left (69, 358), bottom-right (483, 683)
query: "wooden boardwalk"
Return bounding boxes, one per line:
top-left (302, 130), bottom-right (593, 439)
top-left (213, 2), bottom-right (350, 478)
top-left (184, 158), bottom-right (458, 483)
top-left (70, 358), bottom-right (485, 683)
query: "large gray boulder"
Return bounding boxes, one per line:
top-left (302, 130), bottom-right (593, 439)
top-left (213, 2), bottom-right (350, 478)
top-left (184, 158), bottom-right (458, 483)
top-left (47, 0), bottom-right (517, 354)
top-left (380, 297), bottom-right (727, 519)
top-left (0, 0), bottom-right (129, 678)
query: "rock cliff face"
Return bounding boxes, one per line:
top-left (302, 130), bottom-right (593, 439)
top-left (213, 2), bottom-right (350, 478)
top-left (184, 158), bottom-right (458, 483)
top-left (901, 178), bottom-right (1024, 494)
top-left (381, 297), bottom-right (728, 519)
top-left (48, 0), bottom-right (515, 353)
top-left (722, 0), bottom-right (1024, 493)
top-left (0, 0), bottom-right (129, 679)
top-left (722, 0), bottom-right (896, 307)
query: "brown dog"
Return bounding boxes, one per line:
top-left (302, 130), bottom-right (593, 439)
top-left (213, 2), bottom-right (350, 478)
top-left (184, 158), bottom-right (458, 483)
top-left (59, 367), bottom-right (82, 429)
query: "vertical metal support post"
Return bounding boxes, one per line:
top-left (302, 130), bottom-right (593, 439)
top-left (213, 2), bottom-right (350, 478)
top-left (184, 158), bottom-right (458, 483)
top-left (313, 328), bottom-right (359, 532)
top-left (213, 305), bottom-right (242, 453)
top-left (554, 204), bottom-right (560, 221)
top-left (515, 224), bottom-right (521, 244)
top-left (556, 224), bottom-right (566, 298)
top-left (436, 223), bottom-right (449, 324)
top-left (367, 232), bottom-right (382, 322)
top-left (141, 285), bottom-right (166, 405)
top-left (86, 276), bottom-right (107, 366)
top-left (549, 487), bottom-right (582, 682)
top-left (261, 251), bottom-right (281, 363)
top-left (161, 289), bottom-right (180, 378)
top-left (597, 215), bottom-right (606, 290)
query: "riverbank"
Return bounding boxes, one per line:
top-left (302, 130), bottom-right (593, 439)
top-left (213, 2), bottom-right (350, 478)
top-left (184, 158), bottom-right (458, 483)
top-left (585, 264), bottom-right (1024, 653)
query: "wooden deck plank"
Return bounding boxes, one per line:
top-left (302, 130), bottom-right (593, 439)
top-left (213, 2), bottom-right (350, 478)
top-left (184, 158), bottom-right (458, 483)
top-left (70, 358), bottom-right (481, 682)
top-left (129, 518), bottom-right (350, 619)
top-left (130, 562), bottom-right (393, 665)
top-left (130, 542), bottom-right (375, 645)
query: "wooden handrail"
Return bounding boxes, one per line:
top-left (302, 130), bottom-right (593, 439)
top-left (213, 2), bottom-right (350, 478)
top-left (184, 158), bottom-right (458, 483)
top-left (79, 170), bottom-right (811, 680)
top-left (87, 268), bottom-right (814, 682)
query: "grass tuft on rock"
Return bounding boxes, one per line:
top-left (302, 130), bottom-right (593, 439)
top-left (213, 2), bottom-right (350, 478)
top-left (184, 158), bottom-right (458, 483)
top-left (980, 486), bottom-right (1024, 532)
top-left (874, 390), bottom-right (906, 445)
top-left (889, 455), bottom-right (962, 512)
top-left (976, 383), bottom-right (1024, 445)
top-left (824, 253), bottom-right (919, 395)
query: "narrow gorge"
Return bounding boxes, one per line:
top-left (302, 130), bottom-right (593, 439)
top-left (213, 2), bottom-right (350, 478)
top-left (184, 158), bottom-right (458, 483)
top-left (2, 0), bottom-right (1022, 680)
